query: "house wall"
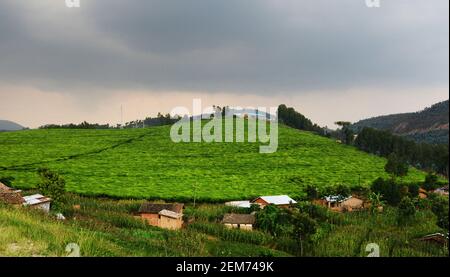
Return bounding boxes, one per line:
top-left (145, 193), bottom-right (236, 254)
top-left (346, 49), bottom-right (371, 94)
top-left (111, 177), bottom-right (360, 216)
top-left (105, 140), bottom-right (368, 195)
top-left (223, 223), bottom-right (253, 231)
top-left (160, 215), bottom-right (183, 230)
top-left (141, 213), bottom-right (159, 227)
top-left (240, 224), bottom-right (253, 231)
top-left (254, 198), bottom-right (269, 208)
top-left (224, 223), bottom-right (233, 229)
top-left (342, 198), bottom-right (363, 210)
top-left (141, 213), bottom-right (183, 230)
top-left (31, 202), bottom-right (51, 213)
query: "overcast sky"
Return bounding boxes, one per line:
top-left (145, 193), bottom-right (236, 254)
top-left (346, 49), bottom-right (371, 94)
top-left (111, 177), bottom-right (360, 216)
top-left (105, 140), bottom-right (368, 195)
top-left (0, 0), bottom-right (448, 128)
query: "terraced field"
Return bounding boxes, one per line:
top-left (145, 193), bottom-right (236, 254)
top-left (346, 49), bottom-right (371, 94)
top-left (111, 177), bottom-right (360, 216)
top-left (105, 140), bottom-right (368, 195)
top-left (0, 124), bottom-right (426, 201)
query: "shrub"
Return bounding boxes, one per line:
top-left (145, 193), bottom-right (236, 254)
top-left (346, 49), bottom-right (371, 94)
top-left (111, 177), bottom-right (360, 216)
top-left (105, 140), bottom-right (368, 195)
top-left (335, 184), bottom-right (351, 198)
top-left (256, 205), bottom-right (291, 237)
top-left (296, 202), bottom-right (330, 222)
top-left (423, 173), bottom-right (439, 191)
top-left (36, 168), bottom-right (66, 209)
top-left (397, 197), bottom-right (416, 226)
top-left (305, 185), bottom-right (319, 200)
top-left (430, 196), bottom-right (449, 231)
top-left (407, 183), bottom-right (420, 198)
top-left (371, 178), bottom-right (402, 206)
top-left (385, 153), bottom-right (409, 178)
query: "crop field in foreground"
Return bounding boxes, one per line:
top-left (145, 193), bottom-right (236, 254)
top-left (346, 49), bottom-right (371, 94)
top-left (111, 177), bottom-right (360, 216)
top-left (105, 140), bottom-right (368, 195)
top-left (0, 123), bottom-right (426, 201)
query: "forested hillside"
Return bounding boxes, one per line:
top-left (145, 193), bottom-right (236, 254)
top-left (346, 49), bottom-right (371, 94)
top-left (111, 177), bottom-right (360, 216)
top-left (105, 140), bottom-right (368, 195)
top-left (352, 100), bottom-right (449, 144)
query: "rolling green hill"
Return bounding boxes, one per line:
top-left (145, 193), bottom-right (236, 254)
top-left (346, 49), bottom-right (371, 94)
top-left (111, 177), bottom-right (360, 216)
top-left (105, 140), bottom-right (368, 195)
top-left (0, 123), bottom-right (427, 201)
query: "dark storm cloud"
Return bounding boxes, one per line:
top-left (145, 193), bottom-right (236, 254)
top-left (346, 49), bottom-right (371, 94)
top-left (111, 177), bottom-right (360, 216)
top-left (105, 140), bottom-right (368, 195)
top-left (0, 0), bottom-right (448, 93)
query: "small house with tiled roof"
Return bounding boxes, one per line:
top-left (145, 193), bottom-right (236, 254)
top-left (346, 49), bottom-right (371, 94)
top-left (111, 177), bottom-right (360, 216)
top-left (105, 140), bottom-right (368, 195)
top-left (138, 202), bottom-right (184, 230)
top-left (222, 213), bottom-right (256, 231)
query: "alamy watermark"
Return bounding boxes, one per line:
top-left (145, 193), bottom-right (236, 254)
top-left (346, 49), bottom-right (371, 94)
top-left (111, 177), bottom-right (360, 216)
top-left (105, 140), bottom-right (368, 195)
top-left (365, 0), bottom-right (381, 8)
top-left (366, 243), bottom-right (380, 257)
top-left (170, 99), bottom-right (278, 154)
top-left (65, 0), bottom-right (80, 8)
top-left (66, 243), bottom-right (81, 257)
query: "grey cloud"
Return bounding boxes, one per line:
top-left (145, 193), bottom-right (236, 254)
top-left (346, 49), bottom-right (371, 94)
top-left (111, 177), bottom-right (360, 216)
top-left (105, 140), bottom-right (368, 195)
top-left (0, 0), bottom-right (448, 94)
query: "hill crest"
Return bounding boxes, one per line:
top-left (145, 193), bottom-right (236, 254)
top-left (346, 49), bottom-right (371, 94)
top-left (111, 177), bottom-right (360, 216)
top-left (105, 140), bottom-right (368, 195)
top-left (352, 100), bottom-right (449, 144)
top-left (0, 120), bottom-right (24, 131)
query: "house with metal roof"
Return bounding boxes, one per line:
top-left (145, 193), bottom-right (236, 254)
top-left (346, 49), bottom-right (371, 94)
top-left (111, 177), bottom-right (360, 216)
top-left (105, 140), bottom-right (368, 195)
top-left (433, 185), bottom-right (449, 196)
top-left (252, 195), bottom-right (297, 208)
top-left (419, 233), bottom-right (449, 246)
top-left (23, 194), bottom-right (52, 213)
top-left (323, 195), bottom-right (364, 212)
top-left (225, 200), bottom-right (252, 209)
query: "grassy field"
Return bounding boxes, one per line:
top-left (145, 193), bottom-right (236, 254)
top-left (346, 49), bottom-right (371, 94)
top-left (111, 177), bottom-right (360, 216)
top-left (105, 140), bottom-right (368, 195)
top-left (0, 196), bottom-right (290, 257)
top-left (0, 123), bottom-right (427, 201)
top-left (0, 195), bottom-right (446, 257)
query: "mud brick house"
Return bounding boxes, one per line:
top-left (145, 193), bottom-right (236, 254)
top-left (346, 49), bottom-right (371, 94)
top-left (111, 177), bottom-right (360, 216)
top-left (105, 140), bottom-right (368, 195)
top-left (1, 182), bottom-right (52, 212)
top-left (222, 213), bottom-right (256, 231)
top-left (138, 203), bottom-right (184, 230)
top-left (0, 182), bottom-right (24, 206)
top-left (323, 195), bottom-right (364, 212)
top-left (22, 194), bottom-right (52, 213)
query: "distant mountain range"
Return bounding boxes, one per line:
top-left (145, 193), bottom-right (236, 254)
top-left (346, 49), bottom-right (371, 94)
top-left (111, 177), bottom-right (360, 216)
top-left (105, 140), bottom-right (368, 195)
top-left (0, 120), bottom-right (24, 131)
top-left (352, 100), bottom-right (449, 144)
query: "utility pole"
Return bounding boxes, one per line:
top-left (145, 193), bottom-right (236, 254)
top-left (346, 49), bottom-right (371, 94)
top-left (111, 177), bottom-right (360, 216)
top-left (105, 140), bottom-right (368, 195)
top-left (120, 105), bottom-right (124, 129)
top-left (193, 183), bottom-right (198, 208)
top-left (358, 172), bottom-right (361, 187)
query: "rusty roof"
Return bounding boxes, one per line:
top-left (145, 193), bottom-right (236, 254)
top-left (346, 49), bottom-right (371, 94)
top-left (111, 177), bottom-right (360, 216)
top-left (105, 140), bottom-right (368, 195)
top-left (0, 182), bottom-right (12, 192)
top-left (138, 203), bottom-right (184, 214)
top-left (159, 209), bottom-right (183, 219)
top-left (0, 192), bottom-right (24, 205)
top-left (222, 213), bottom-right (256, 225)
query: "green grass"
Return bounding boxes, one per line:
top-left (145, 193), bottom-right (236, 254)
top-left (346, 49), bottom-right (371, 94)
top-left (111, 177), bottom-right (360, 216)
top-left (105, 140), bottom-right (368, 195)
top-left (0, 123), bottom-right (426, 201)
top-left (312, 207), bottom-right (448, 257)
top-left (0, 196), bottom-right (290, 257)
top-left (0, 195), bottom-right (446, 257)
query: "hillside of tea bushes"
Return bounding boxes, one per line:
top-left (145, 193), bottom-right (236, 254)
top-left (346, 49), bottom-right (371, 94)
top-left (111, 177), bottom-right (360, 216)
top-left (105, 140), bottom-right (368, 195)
top-left (0, 123), bottom-right (427, 201)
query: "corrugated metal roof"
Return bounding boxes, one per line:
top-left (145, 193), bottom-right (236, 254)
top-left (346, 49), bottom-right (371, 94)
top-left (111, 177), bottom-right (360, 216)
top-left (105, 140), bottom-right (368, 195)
top-left (0, 192), bottom-right (25, 205)
top-left (22, 194), bottom-right (51, 206)
top-left (0, 182), bottom-right (13, 192)
top-left (256, 195), bottom-right (297, 205)
top-left (225, 201), bottom-right (251, 208)
top-left (222, 213), bottom-right (256, 224)
top-left (158, 209), bottom-right (183, 219)
top-left (23, 194), bottom-right (45, 201)
top-left (139, 203), bottom-right (184, 214)
top-left (324, 195), bottom-right (351, 203)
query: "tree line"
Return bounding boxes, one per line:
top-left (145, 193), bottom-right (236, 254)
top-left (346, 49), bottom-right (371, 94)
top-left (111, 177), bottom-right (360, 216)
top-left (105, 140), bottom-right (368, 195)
top-left (354, 127), bottom-right (449, 177)
top-left (277, 104), bottom-right (325, 135)
top-left (39, 121), bottom-right (111, 130)
top-left (39, 113), bottom-right (178, 130)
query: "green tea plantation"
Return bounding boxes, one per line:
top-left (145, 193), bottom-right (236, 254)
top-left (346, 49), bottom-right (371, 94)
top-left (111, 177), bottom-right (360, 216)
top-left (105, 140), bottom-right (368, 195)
top-left (0, 124), bottom-right (426, 201)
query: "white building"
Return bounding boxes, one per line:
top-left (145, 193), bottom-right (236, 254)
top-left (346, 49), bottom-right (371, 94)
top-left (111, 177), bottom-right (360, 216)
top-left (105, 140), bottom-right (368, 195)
top-left (225, 200), bottom-right (252, 209)
top-left (252, 195), bottom-right (297, 208)
top-left (23, 194), bottom-right (52, 213)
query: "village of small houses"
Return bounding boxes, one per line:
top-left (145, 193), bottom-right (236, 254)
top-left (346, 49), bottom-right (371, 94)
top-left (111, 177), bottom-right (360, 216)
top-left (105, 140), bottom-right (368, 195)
top-left (1, 172), bottom-right (448, 257)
